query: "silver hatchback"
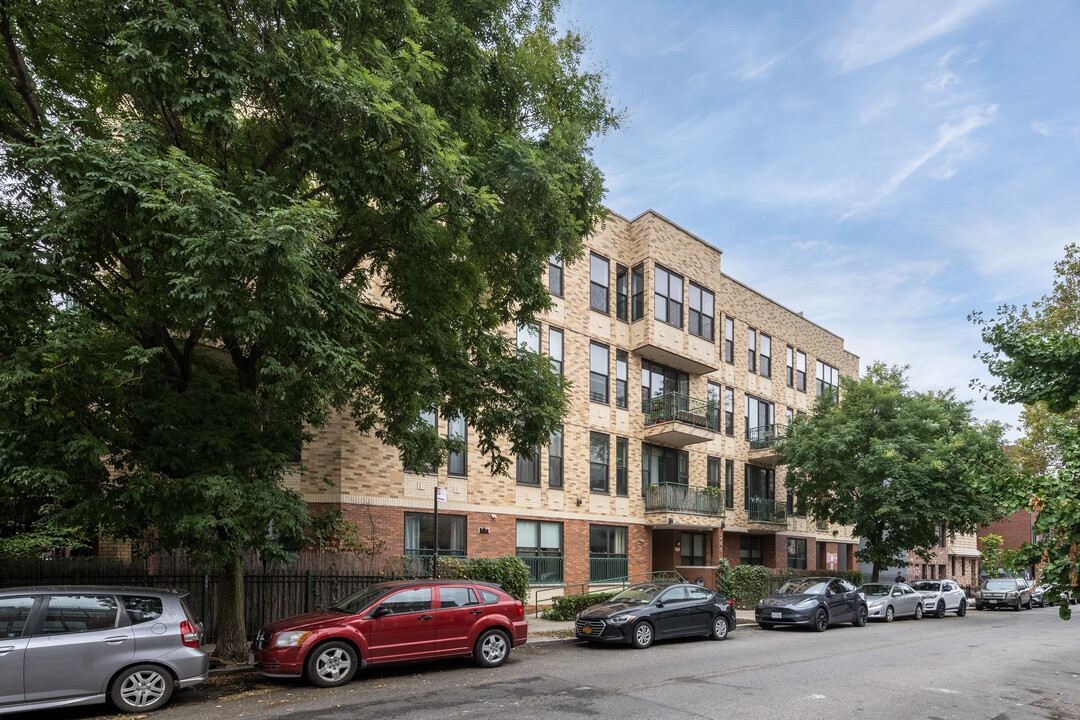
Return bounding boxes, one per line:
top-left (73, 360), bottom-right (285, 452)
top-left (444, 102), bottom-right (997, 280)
top-left (0, 586), bottom-right (209, 716)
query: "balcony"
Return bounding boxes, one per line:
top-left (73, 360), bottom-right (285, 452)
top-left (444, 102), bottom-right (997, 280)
top-left (747, 423), bottom-right (787, 466)
top-left (643, 392), bottom-right (716, 447)
top-left (747, 497), bottom-right (787, 525)
top-left (644, 483), bottom-right (725, 517)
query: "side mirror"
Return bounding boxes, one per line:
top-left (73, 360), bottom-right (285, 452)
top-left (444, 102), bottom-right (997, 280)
top-left (371, 605), bottom-right (392, 619)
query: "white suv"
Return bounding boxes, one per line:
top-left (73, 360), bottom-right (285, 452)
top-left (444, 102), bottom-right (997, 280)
top-left (908, 579), bottom-right (968, 617)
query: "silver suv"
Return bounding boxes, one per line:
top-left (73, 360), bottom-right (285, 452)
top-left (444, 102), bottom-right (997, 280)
top-left (974, 578), bottom-right (1032, 611)
top-left (908, 579), bottom-right (968, 617)
top-left (0, 586), bottom-right (209, 715)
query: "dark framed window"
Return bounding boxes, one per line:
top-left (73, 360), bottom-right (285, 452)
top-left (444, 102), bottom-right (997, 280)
top-left (405, 512), bottom-right (466, 556)
top-left (615, 350), bottom-right (628, 409)
top-left (654, 265), bottom-right (683, 327)
top-left (724, 459), bottom-right (735, 509)
top-left (517, 322), bottom-right (539, 353)
top-left (760, 334), bottom-right (771, 378)
top-left (796, 350), bottom-right (807, 392)
top-left (548, 327), bottom-right (563, 375)
top-left (744, 394), bottom-right (774, 440)
top-left (548, 255), bottom-right (563, 296)
top-left (707, 381), bottom-right (721, 430)
top-left (786, 488), bottom-right (794, 516)
top-left (786, 346), bottom-right (794, 387)
top-left (447, 414), bottom-right (466, 477)
top-left (724, 317), bottom-right (734, 363)
top-left (590, 253), bottom-right (609, 313)
top-left (517, 520), bottom-right (563, 584)
top-left (589, 525), bottom-right (627, 558)
top-left (724, 387), bottom-right (734, 436)
top-left (747, 328), bottom-right (757, 373)
top-left (707, 456), bottom-right (721, 488)
top-left (640, 359), bottom-right (689, 414)
top-left (787, 538), bottom-right (807, 569)
top-left (589, 342), bottom-right (609, 404)
top-left (616, 437), bottom-right (629, 496)
top-left (740, 535), bottom-right (763, 566)
top-left (616, 264), bottom-right (629, 321)
top-left (516, 446), bottom-right (539, 486)
top-left (590, 432), bottom-right (609, 493)
top-left (641, 443), bottom-right (688, 493)
top-left (688, 282), bottom-right (714, 341)
top-left (817, 360), bottom-right (839, 400)
top-left (744, 464), bottom-right (775, 508)
top-left (681, 532), bottom-right (707, 566)
top-left (631, 264), bottom-right (645, 321)
top-left (548, 427), bottom-right (563, 488)
top-left (413, 409), bottom-right (437, 474)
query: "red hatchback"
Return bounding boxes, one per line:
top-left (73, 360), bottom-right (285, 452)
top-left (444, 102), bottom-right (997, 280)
top-left (250, 580), bottom-right (527, 687)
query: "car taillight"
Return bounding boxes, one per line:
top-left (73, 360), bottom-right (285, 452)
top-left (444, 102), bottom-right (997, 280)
top-left (181, 620), bottom-right (200, 648)
top-left (725, 599), bottom-right (734, 608)
top-left (514, 601), bottom-right (524, 619)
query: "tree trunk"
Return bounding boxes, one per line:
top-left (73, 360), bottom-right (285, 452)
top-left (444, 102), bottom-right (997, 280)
top-left (871, 562), bottom-right (881, 583)
top-left (213, 557), bottom-right (248, 663)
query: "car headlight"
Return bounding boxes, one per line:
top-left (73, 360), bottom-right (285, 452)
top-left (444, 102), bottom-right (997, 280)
top-left (794, 598), bottom-right (818, 609)
top-left (274, 631), bottom-right (313, 647)
top-left (1004, 592), bottom-right (1016, 600)
top-left (607, 614), bottom-right (636, 626)
top-left (868, 600), bottom-right (885, 608)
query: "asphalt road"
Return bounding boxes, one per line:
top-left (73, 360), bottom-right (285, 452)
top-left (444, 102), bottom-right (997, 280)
top-left (13, 604), bottom-right (1080, 720)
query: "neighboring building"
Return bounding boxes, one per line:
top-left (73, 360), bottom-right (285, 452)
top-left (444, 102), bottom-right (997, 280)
top-left (293, 209), bottom-right (860, 601)
top-left (905, 526), bottom-right (981, 587)
top-left (978, 510), bottom-right (1037, 579)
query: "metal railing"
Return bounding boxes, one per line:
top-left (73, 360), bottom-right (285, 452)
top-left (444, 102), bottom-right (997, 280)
top-left (747, 423), bottom-right (787, 449)
top-left (747, 497), bottom-right (787, 524)
top-left (645, 483), bottom-right (724, 516)
top-left (589, 557), bottom-right (630, 582)
top-left (518, 555), bottom-right (565, 585)
top-left (533, 570), bottom-right (686, 617)
top-left (646, 392), bottom-right (719, 431)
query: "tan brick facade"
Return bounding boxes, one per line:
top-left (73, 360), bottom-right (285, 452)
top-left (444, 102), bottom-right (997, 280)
top-left (294, 209), bottom-right (860, 594)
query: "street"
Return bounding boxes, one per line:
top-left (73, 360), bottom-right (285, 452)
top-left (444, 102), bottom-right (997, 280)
top-left (13, 606), bottom-right (1080, 720)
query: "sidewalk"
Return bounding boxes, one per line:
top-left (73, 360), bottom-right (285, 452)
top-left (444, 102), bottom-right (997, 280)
top-left (526, 608), bottom-right (758, 643)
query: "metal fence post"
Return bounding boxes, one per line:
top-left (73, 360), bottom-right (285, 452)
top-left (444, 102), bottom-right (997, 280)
top-left (305, 570), bottom-right (313, 614)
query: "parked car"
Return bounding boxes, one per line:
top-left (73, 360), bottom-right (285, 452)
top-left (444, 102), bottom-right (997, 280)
top-left (251, 579), bottom-right (526, 688)
top-left (575, 582), bottom-right (736, 649)
top-left (858, 582), bottom-right (924, 622)
top-left (756, 577), bottom-right (868, 631)
top-left (1040, 584), bottom-right (1078, 606)
top-left (1030, 584), bottom-right (1046, 608)
top-left (0, 586), bottom-right (208, 716)
top-left (973, 578), bottom-right (1032, 611)
top-left (908, 579), bottom-right (968, 617)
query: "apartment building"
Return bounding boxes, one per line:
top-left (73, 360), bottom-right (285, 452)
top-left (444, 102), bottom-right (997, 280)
top-left (907, 528), bottom-right (982, 587)
top-left (294, 209), bottom-right (860, 595)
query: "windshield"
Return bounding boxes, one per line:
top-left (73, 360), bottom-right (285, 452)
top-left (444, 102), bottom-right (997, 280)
top-left (859, 584), bottom-right (892, 597)
top-left (778, 579), bottom-right (829, 595)
top-left (608, 584), bottom-right (664, 605)
top-left (329, 585), bottom-right (392, 614)
top-left (910, 581), bottom-right (940, 591)
top-left (985, 579), bottom-right (1018, 590)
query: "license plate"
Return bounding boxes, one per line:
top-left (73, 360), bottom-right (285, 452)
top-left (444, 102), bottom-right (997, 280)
top-left (988, 600), bottom-right (998, 604)
top-left (580, 627), bottom-right (592, 633)
top-left (771, 612), bottom-right (782, 619)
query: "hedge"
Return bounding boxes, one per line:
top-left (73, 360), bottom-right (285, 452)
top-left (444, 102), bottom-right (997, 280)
top-left (435, 556), bottom-right (531, 604)
top-left (542, 592), bottom-right (617, 621)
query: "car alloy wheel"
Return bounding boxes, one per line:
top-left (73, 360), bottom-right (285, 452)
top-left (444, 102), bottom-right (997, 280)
top-left (474, 628), bottom-right (510, 668)
top-left (956, 600), bottom-right (967, 617)
top-left (884, 606), bottom-right (895, 623)
top-left (110, 664), bottom-right (173, 713)
top-left (632, 621), bottom-right (654, 649)
top-left (305, 641), bottom-right (358, 688)
top-left (813, 608), bottom-right (828, 632)
top-left (914, 603), bottom-right (924, 620)
top-left (711, 616), bottom-right (729, 640)
top-left (935, 601), bottom-right (947, 618)
top-left (853, 605), bottom-right (868, 627)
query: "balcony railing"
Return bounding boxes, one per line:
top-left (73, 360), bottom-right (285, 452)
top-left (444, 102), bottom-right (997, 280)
top-left (518, 555), bottom-right (565, 585)
top-left (645, 483), bottom-right (724, 516)
top-left (747, 423), bottom-right (787, 450)
top-left (646, 392), bottom-right (719, 431)
top-left (747, 497), bottom-right (787, 524)
top-left (403, 552), bottom-right (467, 577)
top-left (589, 557), bottom-right (629, 582)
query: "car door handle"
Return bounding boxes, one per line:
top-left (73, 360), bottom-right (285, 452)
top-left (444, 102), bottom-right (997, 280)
top-left (418, 615), bottom-right (434, 621)
top-left (469, 609), bottom-right (484, 615)
top-left (103, 636), bottom-right (128, 644)
top-left (0, 646), bottom-right (14, 655)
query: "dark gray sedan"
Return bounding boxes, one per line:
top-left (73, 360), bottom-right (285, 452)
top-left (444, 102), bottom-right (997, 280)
top-left (859, 582), bottom-right (924, 622)
top-left (756, 577), bottom-right (868, 631)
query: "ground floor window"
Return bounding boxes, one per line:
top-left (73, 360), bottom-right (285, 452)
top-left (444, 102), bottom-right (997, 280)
top-left (404, 512), bottom-right (466, 575)
top-left (787, 538), bottom-right (807, 569)
top-left (589, 525), bottom-right (628, 581)
top-left (516, 520), bottom-right (564, 584)
top-left (681, 532), bottom-right (708, 566)
top-left (740, 535), bottom-right (763, 566)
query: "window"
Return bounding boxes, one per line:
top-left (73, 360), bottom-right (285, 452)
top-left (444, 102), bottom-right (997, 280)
top-left (760, 334), bottom-right (771, 378)
top-left (590, 253), bottom-right (609, 313)
top-left (589, 342), bottom-right (609, 404)
top-left (786, 407), bottom-right (794, 425)
top-left (724, 459), bottom-right (735, 508)
top-left (816, 360), bottom-right (839, 400)
top-left (616, 264), bottom-right (629, 321)
top-left (548, 427), bottom-right (563, 489)
top-left (41, 595), bottom-right (118, 635)
top-left (744, 465), bottom-right (775, 507)
top-left (707, 456), bottom-right (721, 488)
top-left (548, 328), bottom-right (563, 375)
top-left (707, 381), bottom-right (721, 430)
top-left (616, 437), bottom-right (629, 496)
top-left (379, 587), bottom-right (432, 614)
top-left (589, 526), bottom-right (627, 558)
top-left (121, 596), bottom-right (164, 624)
top-left (631, 264), bottom-right (645, 321)
top-left (938, 524), bottom-right (947, 547)
top-left (0, 597), bottom-right (33, 638)
top-left (405, 512), bottom-right (466, 556)
top-left (724, 317), bottom-right (734, 363)
top-left (786, 488), bottom-right (794, 516)
top-left (447, 414), bottom-right (466, 477)
top-left (517, 322), bottom-right (539, 353)
top-left (516, 445), bottom-right (539, 486)
top-left (740, 536), bottom-right (763, 566)
top-left (796, 351), bottom-right (807, 392)
top-left (590, 432), bottom-right (609, 493)
top-left (724, 387), bottom-right (734, 436)
top-left (681, 532), bottom-right (707, 566)
top-left (517, 520), bottom-right (564, 584)
top-left (548, 255), bottom-right (563, 296)
top-left (640, 360), bottom-right (689, 415)
top-left (641, 443), bottom-right (689, 493)
top-left (615, 350), bottom-right (628, 409)
top-left (786, 346), bottom-right (794, 387)
top-left (654, 265), bottom-right (683, 327)
top-left (415, 409), bottom-right (437, 474)
top-left (787, 538), bottom-right (807, 569)
top-left (747, 328), bottom-right (757, 373)
top-left (438, 587), bottom-right (479, 608)
top-left (688, 282), bottom-right (714, 340)
top-left (744, 394), bottom-right (774, 440)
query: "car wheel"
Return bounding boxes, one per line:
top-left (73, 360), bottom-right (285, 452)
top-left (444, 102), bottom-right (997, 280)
top-left (304, 640), bottom-right (359, 688)
top-left (758, 622), bottom-right (774, 630)
top-left (884, 606), bottom-right (895, 623)
top-left (812, 608), bottom-right (828, 632)
top-left (914, 603), bottom-right (924, 620)
top-left (1023, 597), bottom-right (1032, 610)
top-left (631, 621), bottom-right (654, 649)
top-left (853, 604), bottom-right (868, 627)
top-left (935, 601), bottom-right (946, 618)
top-left (474, 628), bottom-right (511, 668)
top-left (110, 664), bottom-right (174, 713)
top-left (956, 600), bottom-right (967, 617)
top-left (710, 616), bottom-right (729, 641)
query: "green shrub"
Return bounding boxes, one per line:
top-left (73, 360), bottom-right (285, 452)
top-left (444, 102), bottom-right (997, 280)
top-left (435, 556), bottom-right (531, 604)
top-left (729, 564), bottom-right (770, 608)
top-left (714, 558), bottom-right (734, 597)
top-left (542, 592), bottom-right (616, 621)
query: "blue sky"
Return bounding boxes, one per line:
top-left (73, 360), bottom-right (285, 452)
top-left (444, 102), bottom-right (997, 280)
top-left (557, 0), bottom-right (1080, 436)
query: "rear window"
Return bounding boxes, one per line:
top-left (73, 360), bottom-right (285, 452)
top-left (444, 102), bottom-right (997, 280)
top-left (122, 595), bottom-right (164, 624)
top-left (479, 589), bottom-right (502, 604)
top-left (0, 597), bottom-right (34, 638)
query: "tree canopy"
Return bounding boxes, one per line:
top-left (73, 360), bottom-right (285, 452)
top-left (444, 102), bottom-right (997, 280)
top-left (0, 0), bottom-right (620, 657)
top-left (777, 363), bottom-right (1015, 582)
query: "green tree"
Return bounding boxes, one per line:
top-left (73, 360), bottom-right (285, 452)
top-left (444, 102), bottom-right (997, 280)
top-left (0, 0), bottom-right (619, 659)
top-left (777, 363), bottom-right (1016, 582)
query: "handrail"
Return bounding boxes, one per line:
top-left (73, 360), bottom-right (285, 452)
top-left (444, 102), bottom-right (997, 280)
top-left (747, 496), bottom-right (787, 524)
top-left (533, 569), bottom-right (686, 618)
top-left (747, 423), bottom-right (787, 449)
top-left (646, 392), bottom-right (719, 431)
top-left (644, 483), bottom-right (724, 516)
